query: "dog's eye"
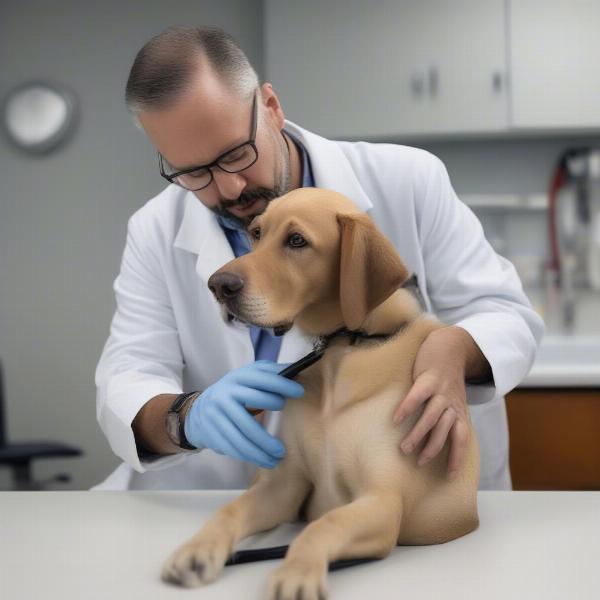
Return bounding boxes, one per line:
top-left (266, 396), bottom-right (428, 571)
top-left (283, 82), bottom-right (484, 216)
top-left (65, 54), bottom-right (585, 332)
top-left (250, 227), bottom-right (261, 241)
top-left (288, 233), bottom-right (307, 248)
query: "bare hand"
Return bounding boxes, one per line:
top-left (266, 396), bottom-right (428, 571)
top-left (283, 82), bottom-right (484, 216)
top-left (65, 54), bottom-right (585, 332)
top-left (392, 327), bottom-right (473, 481)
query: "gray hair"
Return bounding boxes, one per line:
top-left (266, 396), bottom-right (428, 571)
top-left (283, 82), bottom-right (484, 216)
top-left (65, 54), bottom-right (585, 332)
top-left (125, 26), bottom-right (259, 116)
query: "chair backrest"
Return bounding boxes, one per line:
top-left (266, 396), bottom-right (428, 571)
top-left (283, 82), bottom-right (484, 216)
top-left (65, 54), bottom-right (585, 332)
top-left (0, 360), bottom-right (6, 446)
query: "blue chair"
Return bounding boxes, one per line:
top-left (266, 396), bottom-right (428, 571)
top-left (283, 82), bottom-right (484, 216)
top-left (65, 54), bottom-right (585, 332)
top-left (0, 360), bottom-right (83, 490)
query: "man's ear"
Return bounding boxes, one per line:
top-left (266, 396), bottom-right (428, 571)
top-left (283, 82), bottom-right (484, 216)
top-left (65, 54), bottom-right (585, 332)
top-left (337, 213), bottom-right (410, 330)
top-left (261, 83), bottom-right (286, 129)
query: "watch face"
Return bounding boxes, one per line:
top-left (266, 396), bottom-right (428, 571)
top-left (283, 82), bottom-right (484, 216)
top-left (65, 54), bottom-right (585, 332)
top-left (166, 412), bottom-right (180, 445)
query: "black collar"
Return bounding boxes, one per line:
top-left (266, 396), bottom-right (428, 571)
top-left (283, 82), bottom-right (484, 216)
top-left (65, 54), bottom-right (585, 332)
top-left (317, 326), bottom-right (390, 348)
top-left (278, 326), bottom-right (399, 380)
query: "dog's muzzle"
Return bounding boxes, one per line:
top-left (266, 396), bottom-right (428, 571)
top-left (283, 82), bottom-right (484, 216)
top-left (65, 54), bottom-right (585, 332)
top-left (208, 271), bottom-right (244, 303)
top-left (208, 271), bottom-right (293, 336)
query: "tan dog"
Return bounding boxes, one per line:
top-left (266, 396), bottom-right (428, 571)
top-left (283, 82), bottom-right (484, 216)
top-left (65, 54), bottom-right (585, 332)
top-left (162, 188), bottom-right (480, 599)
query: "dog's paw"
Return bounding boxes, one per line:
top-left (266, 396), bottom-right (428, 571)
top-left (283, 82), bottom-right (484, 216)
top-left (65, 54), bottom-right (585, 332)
top-left (161, 537), bottom-right (230, 588)
top-left (266, 559), bottom-right (328, 600)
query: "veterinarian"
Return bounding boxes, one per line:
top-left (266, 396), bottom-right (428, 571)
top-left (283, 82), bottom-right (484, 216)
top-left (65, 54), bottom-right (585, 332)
top-left (93, 27), bottom-right (544, 491)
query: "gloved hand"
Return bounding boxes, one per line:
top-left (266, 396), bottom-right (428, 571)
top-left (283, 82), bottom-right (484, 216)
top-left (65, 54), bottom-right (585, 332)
top-left (184, 360), bottom-right (305, 469)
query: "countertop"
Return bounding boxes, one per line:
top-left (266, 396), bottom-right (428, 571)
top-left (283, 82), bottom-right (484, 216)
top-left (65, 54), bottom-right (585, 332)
top-left (1, 490), bottom-right (599, 600)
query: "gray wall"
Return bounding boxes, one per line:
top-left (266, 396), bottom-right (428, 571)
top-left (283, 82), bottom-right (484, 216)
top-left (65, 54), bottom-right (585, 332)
top-left (0, 0), bottom-right (264, 490)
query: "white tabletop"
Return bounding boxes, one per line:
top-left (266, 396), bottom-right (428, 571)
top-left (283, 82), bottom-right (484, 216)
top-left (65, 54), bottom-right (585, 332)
top-left (1, 490), bottom-right (599, 600)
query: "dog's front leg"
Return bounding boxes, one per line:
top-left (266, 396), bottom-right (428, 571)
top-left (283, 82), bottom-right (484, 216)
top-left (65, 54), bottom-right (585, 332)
top-left (162, 466), bottom-right (311, 588)
top-left (266, 492), bottom-right (402, 600)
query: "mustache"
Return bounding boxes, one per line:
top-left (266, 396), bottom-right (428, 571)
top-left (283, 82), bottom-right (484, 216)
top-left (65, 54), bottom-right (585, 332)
top-left (220, 187), bottom-right (280, 209)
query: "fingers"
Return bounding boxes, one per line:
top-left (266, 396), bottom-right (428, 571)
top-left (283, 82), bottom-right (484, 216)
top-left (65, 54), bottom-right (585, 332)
top-left (394, 368), bottom-right (470, 479)
top-left (223, 399), bottom-right (286, 459)
top-left (415, 407), bottom-right (456, 466)
top-left (400, 393), bottom-right (448, 454)
top-left (399, 400), bottom-right (469, 480)
top-left (212, 411), bottom-right (283, 468)
top-left (447, 421), bottom-right (469, 481)
top-left (234, 385), bottom-right (287, 412)
top-left (392, 372), bottom-right (435, 425)
top-left (238, 362), bottom-right (305, 398)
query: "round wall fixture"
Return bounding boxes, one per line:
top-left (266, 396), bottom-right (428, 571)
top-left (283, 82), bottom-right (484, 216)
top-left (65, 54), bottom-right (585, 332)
top-left (2, 81), bottom-right (78, 154)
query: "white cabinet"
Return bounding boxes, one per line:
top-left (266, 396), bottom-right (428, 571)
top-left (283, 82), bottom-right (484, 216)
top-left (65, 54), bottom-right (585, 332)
top-left (264, 0), bottom-right (600, 138)
top-left (509, 0), bottom-right (600, 130)
top-left (265, 0), bottom-right (507, 138)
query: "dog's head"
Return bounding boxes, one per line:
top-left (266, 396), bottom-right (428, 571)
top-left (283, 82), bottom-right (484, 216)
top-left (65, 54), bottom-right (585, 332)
top-left (208, 187), bottom-right (411, 336)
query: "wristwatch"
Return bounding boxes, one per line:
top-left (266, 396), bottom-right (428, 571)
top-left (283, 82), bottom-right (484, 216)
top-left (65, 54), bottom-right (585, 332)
top-left (166, 391), bottom-right (201, 451)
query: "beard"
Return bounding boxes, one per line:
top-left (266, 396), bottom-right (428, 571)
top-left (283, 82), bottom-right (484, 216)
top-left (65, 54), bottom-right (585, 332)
top-left (210, 132), bottom-right (292, 228)
top-left (212, 186), bottom-right (282, 228)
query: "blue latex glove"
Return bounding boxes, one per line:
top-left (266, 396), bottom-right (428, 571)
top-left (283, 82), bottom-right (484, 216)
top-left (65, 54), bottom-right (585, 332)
top-left (184, 360), bottom-right (304, 469)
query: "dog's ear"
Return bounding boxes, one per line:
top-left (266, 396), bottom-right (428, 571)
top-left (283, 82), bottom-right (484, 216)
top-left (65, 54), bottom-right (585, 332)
top-left (337, 213), bottom-right (410, 330)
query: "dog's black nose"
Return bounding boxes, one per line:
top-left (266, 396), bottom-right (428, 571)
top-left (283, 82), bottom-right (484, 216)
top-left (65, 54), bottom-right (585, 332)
top-left (208, 272), bottom-right (244, 302)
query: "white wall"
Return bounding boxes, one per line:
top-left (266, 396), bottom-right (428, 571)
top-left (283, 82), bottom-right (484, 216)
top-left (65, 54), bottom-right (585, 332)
top-left (0, 0), bottom-right (264, 490)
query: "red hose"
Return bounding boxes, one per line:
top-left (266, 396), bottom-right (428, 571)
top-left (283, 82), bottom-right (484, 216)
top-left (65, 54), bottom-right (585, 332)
top-left (547, 164), bottom-right (566, 277)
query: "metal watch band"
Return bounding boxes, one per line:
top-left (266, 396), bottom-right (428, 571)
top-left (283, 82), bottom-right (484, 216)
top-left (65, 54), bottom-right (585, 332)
top-left (168, 391), bottom-right (200, 450)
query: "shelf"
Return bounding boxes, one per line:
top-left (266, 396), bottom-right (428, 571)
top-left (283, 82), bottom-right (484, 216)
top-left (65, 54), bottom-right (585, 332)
top-left (462, 194), bottom-right (548, 210)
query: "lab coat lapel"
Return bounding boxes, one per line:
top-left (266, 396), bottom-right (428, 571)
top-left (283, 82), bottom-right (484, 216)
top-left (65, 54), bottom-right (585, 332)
top-left (173, 194), bottom-right (235, 284)
top-left (284, 120), bottom-right (373, 213)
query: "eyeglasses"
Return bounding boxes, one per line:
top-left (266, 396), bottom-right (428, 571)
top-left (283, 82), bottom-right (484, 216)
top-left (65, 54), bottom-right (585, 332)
top-left (158, 91), bottom-right (259, 191)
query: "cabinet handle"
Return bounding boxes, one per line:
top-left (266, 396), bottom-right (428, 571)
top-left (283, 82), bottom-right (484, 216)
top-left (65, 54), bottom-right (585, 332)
top-left (410, 71), bottom-right (425, 98)
top-left (428, 66), bottom-right (439, 98)
top-left (492, 71), bottom-right (503, 94)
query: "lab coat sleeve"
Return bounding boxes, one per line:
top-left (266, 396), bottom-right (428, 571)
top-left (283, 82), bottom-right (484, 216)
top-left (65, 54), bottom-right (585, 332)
top-left (417, 153), bottom-right (545, 402)
top-left (95, 209), bottom-right (191, 473)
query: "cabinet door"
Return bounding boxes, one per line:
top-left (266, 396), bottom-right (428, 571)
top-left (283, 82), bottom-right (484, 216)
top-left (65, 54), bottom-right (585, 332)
top-left (509, 0), bottom-right (600, 129)
top-left (412, 0), bottom-right (508, 135)
top-left (506, 389), bottom-right (600, 490)
top-left (265, 0), bottom-right (508, 139)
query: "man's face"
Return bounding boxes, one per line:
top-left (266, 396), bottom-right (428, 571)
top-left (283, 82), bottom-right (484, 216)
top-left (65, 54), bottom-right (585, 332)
top-left (138, 75), bottom-right (291, 227)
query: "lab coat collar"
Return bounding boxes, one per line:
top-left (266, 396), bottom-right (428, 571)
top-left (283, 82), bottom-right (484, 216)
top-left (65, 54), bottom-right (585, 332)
top-left (283, 120), bottom-right (373, 213)
top-left (174, 194), bottom-right (235, 283)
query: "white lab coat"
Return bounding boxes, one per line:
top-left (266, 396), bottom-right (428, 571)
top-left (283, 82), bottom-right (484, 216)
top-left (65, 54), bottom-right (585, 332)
top-left (93, 121), bottom-right (544, 492)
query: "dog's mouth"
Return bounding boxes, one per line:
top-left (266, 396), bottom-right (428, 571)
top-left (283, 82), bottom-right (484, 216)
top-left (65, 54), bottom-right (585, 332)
top-left (271, 322), bottom-right (294, 336)
top-left (225, 302), bottom-right (294, 336)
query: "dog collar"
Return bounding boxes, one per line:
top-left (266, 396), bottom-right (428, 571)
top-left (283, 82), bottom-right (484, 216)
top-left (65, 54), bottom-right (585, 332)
top-left (277, 273), bottom-right (424, 380)
top-left (278, 274), bottom-right (424, 380)
top-left (278, 326), bottom-right (404, 380)
top-left (320, 327), bottom-right (390, 346)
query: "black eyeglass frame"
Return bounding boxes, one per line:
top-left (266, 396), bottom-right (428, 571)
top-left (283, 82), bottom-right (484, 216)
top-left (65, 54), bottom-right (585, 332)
top-left (158, 91), bottom-right (259, 191)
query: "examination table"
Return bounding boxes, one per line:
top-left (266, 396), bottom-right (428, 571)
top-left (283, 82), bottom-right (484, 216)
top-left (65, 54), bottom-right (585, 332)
top-left (1, 490), bottom-right (598, 599)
